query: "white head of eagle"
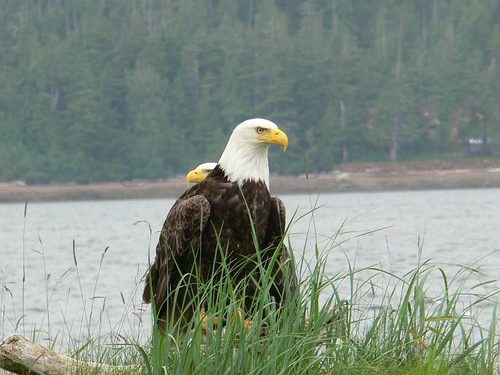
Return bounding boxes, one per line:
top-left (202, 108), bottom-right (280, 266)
top-left (218, 118), bottom-right (288, 189)
top-left (185, 162), bottom-right (218, 184)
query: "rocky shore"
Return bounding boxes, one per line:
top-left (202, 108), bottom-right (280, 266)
top-left (1, 159), bottom-right (500, 203)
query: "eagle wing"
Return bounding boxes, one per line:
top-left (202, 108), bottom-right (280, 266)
top-left (266, 196), bottom-right (298, 304)
top-left (142, 195), bottom-right (210, 308)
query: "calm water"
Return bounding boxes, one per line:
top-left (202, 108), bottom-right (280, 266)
top-left (1, 189), bottom-right (499, 341)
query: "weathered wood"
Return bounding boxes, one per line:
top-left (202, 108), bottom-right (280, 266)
top-left (0, 334), bottom-right (140, 374)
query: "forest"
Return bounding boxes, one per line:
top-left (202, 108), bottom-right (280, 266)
top-left (0, 0), bottom-right (499, 183)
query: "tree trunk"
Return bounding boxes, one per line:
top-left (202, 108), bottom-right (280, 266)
top-left (340, 99), bottom-right (348, 162)
top-left (51, 84), bottom-right (60, 113)
top-left (390, 12), bottom-right (403, 162)
top-left (0, 334), bottom-right (139, 374)
top-left (390, 115), bottom-right (400, 161)
top-left (419, 1), bottom-right (429, 104)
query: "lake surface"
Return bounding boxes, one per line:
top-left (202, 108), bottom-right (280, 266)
top-left (1, 189), bottom-right (499, 343)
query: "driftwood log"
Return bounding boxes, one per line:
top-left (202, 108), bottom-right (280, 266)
top-left (0, 334), bottom-right (140, 374)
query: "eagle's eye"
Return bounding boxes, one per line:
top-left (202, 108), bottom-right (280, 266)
top-left (256, 127), bottom-right (264, 134)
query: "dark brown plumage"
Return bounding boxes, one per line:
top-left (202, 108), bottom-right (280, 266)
top-left (142, 118), bottom-right (296, 331)
top-left (143, 166), bottom-right (296, 329)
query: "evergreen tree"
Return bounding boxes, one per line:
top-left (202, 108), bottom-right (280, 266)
top-left (0, 0), bottom-right (498, 182)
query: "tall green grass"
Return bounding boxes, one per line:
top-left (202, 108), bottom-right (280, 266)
top-left (137, 248), bottom-right (499, 374)
top-left (133, 205), bottom-right (500, 375)
top-left (1, 206), bottom-right (499, 374)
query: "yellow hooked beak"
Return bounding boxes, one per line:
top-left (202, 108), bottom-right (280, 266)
top-left (257, 128), bottom-right (289, 150)
top-left (185, 168), bottom-right (210, 184)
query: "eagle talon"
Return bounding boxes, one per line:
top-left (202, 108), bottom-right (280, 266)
top-left (235, 307), bottom-right (253, 332)
top-left (193, 307), bottom-right (220, 335)
top-left (243, 319), bottom-right (252, 332)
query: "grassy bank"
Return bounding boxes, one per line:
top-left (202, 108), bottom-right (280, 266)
top-left (133, 258), bottom-right (499, 374)
top-left (30, 255), bottom-right (500, 374)
top-left (1, 217), bottom-right (499, 374)
top-left (3, 260), bottom-right (499, 374)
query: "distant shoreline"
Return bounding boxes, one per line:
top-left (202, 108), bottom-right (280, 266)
top-left (1, 159), bottom-right (500, 203)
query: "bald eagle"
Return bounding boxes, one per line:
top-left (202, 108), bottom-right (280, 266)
top-left (143, 118), bottom-right (297, 330)
top-left (185, 162), bottom-right (217, 184)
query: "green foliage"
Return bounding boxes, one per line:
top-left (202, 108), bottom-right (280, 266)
top-left (27, 239), bottom-right (500, 373)
top-left (131, 213), bottom-right (498, 375)
top-left (0, 0), bottom-right (499, 182)
top-left (127, 248), bottom-right (500, 374)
